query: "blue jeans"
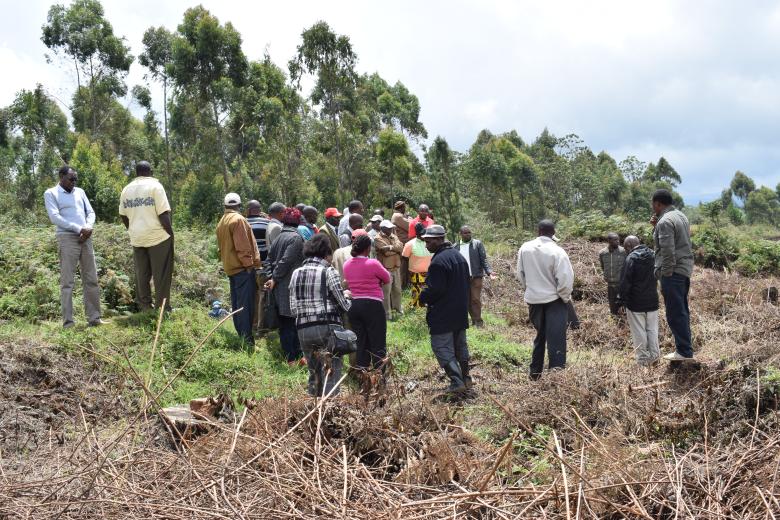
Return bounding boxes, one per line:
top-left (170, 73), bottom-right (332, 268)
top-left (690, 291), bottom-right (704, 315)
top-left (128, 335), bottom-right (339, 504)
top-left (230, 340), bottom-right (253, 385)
top-left (660, 273), bottom-right (692, 358)
top-left (279, 315), bottom-right (302, 362)
top-left (229, 270), bottom-right (256, 345)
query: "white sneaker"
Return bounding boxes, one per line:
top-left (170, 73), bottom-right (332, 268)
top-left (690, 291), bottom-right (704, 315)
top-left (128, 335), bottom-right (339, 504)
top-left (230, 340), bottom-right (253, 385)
top-left (663, 351), bottom-right (694, 362)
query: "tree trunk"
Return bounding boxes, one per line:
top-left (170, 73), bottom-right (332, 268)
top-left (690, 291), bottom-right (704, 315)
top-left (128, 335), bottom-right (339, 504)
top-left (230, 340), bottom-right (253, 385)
top-left (508, 184), bottom-right (518, 228)
top-left (211, 99), bottom-right (230, 190)
top-left (163, 79), bottom-right (171, 187)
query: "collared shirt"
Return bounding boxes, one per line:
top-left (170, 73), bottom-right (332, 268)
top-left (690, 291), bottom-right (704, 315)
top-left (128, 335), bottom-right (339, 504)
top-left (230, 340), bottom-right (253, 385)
top-left (337, 210), bottom-right (352, 236)
top-left (289, 257), bottom-right (351, 328)
top-left (118, 176), bottom-right (171, 247)
top-left (516, 236), bottom-right (574, 304)
top-left (408, 215), bottom-right (434, 239)
top-left (44, 185), bottom-right (95, 235)
top-left (598, 246), bottom-right (626, 285)
top-left (459, 242), bottom-right (472, 275)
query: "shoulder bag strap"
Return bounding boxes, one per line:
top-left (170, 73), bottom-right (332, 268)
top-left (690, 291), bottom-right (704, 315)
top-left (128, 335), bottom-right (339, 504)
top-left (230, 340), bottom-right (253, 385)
top-left (318, 267), bottom-right (331, 326)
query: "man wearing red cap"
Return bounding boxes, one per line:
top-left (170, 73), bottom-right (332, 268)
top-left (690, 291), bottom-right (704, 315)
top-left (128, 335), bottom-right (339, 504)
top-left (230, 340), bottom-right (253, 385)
top-left (321, 207), bottom-right (342, 252)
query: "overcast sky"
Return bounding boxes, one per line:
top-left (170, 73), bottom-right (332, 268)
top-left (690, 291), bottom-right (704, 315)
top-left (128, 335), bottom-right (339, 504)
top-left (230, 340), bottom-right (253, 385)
top-left (2, 0), bottom-right (780, 203)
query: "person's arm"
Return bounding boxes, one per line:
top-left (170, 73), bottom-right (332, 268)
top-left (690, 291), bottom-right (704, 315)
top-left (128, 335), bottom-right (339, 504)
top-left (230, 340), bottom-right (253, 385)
top-left (656, 219), bottom-right (676, 278)
top-left (555, 251), bottom-right (575, 302)
top-left (274, 236), bottom-right (303, 281)
top-left (120, 216), bottom-right (129, 229)
top-left (289, 270), bottom-right (300, 318)
top-left (232, 221), bottom-right (257, 270)
top-left (477, 241), bottom-right (492, 275)
top-left (82, 191), bottom-right (96, 227)
top-left (326, 267), bottom-right (351, 312)
top-left (44, 190), bottom-right (82, 233)
top-left (617, 256), bottom-right (633, 306)
top-left (419, 263), bottom-right (445, 305)
top-left (515, 248), bottom-right (525, 287)
top-left (402, 241), bottom-right (412, 258)
top-left (158, 211), bottom-right (174, 239)
top-left (374, 260), bottom-right (391, 286)
top-left (389, 236), bottom-right (403, 255)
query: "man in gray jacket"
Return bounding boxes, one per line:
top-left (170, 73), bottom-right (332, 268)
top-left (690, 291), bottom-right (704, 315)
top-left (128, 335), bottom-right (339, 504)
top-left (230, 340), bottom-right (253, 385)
top-left (458, 225), bottom-right (495, 327)
top-left (651, 189), bottom-right (695, 361)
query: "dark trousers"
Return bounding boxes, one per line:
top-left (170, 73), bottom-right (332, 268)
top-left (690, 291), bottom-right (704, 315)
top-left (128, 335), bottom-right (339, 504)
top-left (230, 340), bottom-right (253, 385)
top-left (468, 276), bottom-right (484, 325)
top-left (607, 284), bottom-right (620, 315)
top-left (297, 324), bottom-right (342, 396)
top-left (133, 237), bottom-right (174, 311)
top-left (229, 269), bottom-right (256, 345)
top-left (279, 315), bottom-right (302, 361)
top-left (430, 328), bottom-right (469, 373)
top-left (348, 299), bottom-right (387, 370)
top-left (528, 298), bottom-right (568, 377)
top-left (660, 273), bottom-right (693, 358)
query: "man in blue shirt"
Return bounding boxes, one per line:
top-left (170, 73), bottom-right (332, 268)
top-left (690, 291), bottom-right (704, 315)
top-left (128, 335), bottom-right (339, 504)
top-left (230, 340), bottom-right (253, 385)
top-left (44, 166), bottom-right (105, 328)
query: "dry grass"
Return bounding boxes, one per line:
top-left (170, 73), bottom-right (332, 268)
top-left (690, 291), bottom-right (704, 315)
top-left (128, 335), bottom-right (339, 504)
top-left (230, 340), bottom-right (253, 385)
top-left (2, 238), bottom-right (780, 518)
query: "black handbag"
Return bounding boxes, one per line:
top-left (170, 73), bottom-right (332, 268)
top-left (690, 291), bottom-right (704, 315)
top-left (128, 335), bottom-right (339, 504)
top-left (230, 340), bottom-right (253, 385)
top-left (318, 269), bottom-right (357, 356)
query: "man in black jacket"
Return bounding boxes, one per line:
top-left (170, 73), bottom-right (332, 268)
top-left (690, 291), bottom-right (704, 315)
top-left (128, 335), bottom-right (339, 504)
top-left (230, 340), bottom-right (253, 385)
top-left (419, 225), bottom-right (472, 394)
top-left (617, 235), bottom-right (661, 366)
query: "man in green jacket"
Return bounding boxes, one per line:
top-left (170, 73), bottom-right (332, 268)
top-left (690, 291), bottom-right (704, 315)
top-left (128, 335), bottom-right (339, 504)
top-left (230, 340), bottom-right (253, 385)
top-left (599, 232), bottom-right (626, 315)
top-left (651, 189), bottom-right (694, 361)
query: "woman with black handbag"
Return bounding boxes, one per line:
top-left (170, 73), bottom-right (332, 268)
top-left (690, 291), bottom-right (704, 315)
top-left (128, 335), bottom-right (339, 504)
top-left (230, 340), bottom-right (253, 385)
top-left (289, 234), bottom-right (353, 396)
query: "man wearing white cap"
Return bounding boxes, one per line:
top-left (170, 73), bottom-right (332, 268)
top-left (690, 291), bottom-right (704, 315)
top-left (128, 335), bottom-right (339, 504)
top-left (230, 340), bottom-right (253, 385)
top-left (374, 219), bottom-right (404, 319)
top-left (216, 193), bottom-right (262, 345)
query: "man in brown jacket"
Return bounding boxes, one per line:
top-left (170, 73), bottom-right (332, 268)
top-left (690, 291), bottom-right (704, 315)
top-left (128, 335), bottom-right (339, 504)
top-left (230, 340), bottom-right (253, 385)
top-left (216, 193), bottom-right (261, 345)
top-left (391, 200), bottom-right (412, 287)
top-left (374, 219), bottom-right (404, 319)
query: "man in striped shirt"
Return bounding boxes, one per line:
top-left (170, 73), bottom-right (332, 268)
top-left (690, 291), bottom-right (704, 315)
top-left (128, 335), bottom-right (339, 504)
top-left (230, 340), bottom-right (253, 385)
top-left (246, 200), bottom-right (270, 332)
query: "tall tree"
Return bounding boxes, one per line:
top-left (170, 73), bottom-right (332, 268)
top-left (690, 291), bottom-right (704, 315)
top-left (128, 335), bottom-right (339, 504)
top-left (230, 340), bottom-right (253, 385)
top-left (41, 0), bottom-right (133, 135)
top-left (426, 136), bottom-right (463, 241)
top-left (730, 171), bottom-right (755, 206)
top-left (139, 26), bottom-right (174, 183)
top-left (170, 6), bottom-right (247, 189)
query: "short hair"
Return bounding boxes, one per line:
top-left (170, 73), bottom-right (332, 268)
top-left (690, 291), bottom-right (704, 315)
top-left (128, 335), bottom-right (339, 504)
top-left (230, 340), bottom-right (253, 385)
top-left (460, 225), bottom-right (471, 233)
top-left (414, 222), bottom-right (425, 236)
top-left (303, 233), bottom-right (332, 259)
top-left (136, 161), bottom-right (152, 175)
top-left (607, 232), bottom-right (619, 240)
top-left (348, 200), bottom-right (363, 212)
top-left (268, 202), bottom-right (285, 215)
top-left (418, 204), bottom-right (429, 212)
top-left (348, 213), bottom-right (364, 228)
top-left (281, 207), bottom-right (302, 226)
top-left (538, 219), bottom-right (555, 236)
top-left (58, 165), bottom-right (73, 177)
top-left (351, 234), bottom-right (372, 257)
top-left (302, 205), bottom-right (318, 219)
top-left (652, 189), bottom-right (674, 206)
top-left (295, 203), bottom-right (305, 212)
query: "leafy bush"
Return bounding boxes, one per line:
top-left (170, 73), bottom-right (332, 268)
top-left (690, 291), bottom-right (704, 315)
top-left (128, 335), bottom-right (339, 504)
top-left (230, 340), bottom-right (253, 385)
top-left (734, 239), bottom-right (780, 276)
top-left (690, 225), bottom-right (740, 269)
top-left (558, 210), bottom-right (653, 244)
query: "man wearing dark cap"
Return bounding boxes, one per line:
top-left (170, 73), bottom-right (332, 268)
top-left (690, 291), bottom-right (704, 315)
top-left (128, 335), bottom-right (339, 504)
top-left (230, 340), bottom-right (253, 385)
top-left (419, 224), bottom-right (472, 395)
top-left (516, 220), bottom-right (574, 380)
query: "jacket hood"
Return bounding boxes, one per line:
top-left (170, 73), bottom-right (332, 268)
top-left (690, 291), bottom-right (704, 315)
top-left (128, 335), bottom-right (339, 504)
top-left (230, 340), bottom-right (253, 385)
top-left (631, 244), bottom-right (654, 262)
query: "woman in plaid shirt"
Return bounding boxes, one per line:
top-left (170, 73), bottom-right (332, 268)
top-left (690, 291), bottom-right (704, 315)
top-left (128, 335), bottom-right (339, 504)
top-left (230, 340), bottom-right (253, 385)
top-left (289, 234), bottom-right (352, 396)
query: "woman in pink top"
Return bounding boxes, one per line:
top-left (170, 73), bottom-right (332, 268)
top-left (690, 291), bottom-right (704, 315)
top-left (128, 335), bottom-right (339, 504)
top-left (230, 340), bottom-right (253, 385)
top-left (343, 234), bottom-right (391, 372)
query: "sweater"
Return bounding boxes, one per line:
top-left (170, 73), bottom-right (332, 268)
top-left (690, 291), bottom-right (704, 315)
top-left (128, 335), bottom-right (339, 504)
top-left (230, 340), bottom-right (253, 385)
top-left (342, 256), bottom-right (390, 301)
top-left (516, 236), bottom-right (574, 304)
top-left (419, 242), bottom-right (470, 334)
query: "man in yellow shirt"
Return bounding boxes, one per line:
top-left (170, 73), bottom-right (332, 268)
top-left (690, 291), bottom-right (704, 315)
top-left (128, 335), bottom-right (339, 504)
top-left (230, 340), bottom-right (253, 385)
top-left (119, 161), bottom-right (174, 312)
top-left (216, 193), bottom-right (262, 345)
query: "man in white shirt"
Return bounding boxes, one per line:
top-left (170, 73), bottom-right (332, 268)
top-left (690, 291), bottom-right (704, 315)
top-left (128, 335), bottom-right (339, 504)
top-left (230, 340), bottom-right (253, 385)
top-left (119, 161), bottom-right (174, 312)
top-left (516, 220), bottom-right (574, 379)
top-left (44, 165), bottom-right (105, 328)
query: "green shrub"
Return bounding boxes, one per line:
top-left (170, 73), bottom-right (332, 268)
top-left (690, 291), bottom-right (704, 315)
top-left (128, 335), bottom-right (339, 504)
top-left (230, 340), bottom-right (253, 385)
top-left (558, 210), bottom-right (653, 244)
top-left (734, 239), bottom-right (780, 276)
top-left (690, 225), bottom-right (740, 270)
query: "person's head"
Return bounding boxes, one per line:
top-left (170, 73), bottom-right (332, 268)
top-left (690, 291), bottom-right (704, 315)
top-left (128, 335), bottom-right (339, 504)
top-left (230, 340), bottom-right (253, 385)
top-left (135, 161), bottom-right (152, 177)
top-left (303, 233), bottom-right (333, 261)
top-left (421, 224), bottom-right (447, 254)
top-left (324, 207), bottom-right (342, 227)
top-left (460, 225), bottom-right (472, 242)
top-left (246, 199), bottom-right (262, 217)
top-left (417, 204), bottom-right (430, 219)
top-left (373, 208), bottom-right (384, 217)
top-left (393, 200), bottom-right (406, 213)
top-left (369, 214), bottom-right (382, 231)
top-left (607, 232), bottom-right (620, 250)
top-left (351, 228), bottom-right (368, 243)
top-left (294, 203), bottom-right (305, 213)
top-left (380, 220), bottom-right (395, 236)
top-left (281, 207), bottom-right (301, 226)
top-left (414, 222), bottom-right (425, 237)
top-left (351, 234), bottom-right (372, 257)
top-left (651, 189), bottom-right (674, 215)
top-left (58, 165), bottom-right (78, 192)
top-left (268, 202), bottom-right (285, 220)
top-left (302, 205), bottom-right (318, 225)
top-left (537, 219), bottom-right (555, 238)
top-left (348, 213), bottom-right (364, 230)
top-left (348, 200), bottom-right (363, 215)
top-left (224, 192), bottom-right (241, 210)
top-left (623, 235), bottom-right (640, 253)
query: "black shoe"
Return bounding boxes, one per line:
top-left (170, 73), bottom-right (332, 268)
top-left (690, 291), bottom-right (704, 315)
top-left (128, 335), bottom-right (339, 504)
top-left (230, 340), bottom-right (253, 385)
top-left (443, 360), bottom-right (466, 393)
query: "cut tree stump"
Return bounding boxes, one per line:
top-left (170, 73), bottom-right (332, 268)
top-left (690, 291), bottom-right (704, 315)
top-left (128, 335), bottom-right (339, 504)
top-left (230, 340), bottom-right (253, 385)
top-left (159, 405), bottom-right (214, 440)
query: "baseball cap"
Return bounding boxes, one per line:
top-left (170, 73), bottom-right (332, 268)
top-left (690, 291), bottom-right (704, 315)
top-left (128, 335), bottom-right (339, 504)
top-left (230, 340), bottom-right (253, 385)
top-left (420, 224), bottom-right (446, 239)
top-left (351, 228), bottom-right (368, 238)
top-left (224, 193), bottom-right (241, 206)
top-left (370, 214), bottom-right (383, 222)
top-left (324, 207), bottom-right (342, 218)
top-left (380, 219), bottom-right (395, 229)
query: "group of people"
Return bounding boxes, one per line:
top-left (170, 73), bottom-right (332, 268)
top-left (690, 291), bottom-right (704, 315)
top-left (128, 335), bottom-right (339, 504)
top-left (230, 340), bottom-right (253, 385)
top-left (45, 160), bottom-right (694, 397)
top-left (516, 188), bottom-right (694, 379)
